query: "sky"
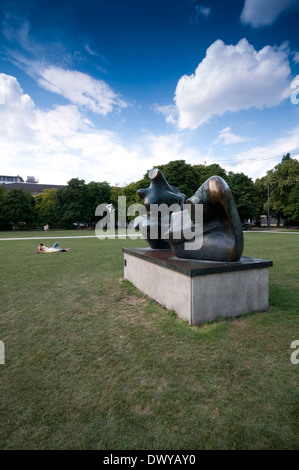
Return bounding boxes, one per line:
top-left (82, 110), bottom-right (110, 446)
top-left (0, 0), bottom-right (299, 186)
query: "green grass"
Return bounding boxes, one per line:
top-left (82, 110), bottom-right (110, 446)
top-left (0, 233), bottom-right (298, 449)
top-left (0, 228), bottom-right (138, 238)
top-left (0, 229), bottom-right (91, 238)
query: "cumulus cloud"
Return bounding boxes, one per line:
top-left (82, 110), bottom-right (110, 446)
top-left (0, 73), bottom-right (133, 184)
top-left (0, 73), bottom-right (200, 185)
top-left (216, 127), bottom-right (248, 145)
top-left (0, 73), bottom-right (36, 140)
top-left (2, 72), bottom-right (297, 187)
top-left (172, 38), bottom-right (292, 130)
top-left (240, 0), bottom-right (299, 28)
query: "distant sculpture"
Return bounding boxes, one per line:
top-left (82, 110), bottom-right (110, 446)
top-left (135, 168), bottom-right (244, 262)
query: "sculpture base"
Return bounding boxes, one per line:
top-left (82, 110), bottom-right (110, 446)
top-left (122, 248), bottom-right (273, 325)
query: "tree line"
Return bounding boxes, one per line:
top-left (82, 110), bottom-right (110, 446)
top-left (0, 155), bottom-right (298, 230)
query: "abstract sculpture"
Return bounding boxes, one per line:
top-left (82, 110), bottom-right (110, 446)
top-left (135, 168), bottom-right (244, 262)
top-left (134, 168), bottom-right (186, 249)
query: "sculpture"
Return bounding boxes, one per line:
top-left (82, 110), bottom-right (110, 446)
top-left (135, 168), bottom-right (244, 262)
top-left (134, 168), bottom-right (186, 249)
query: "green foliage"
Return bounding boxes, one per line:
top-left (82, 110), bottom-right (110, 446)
top-left (193, 163), bottom-right (227, 187)
top-left (0, 186), bottom-right (8, 228)
top-left (2, 154), bottom-right (299, 230)
top-left (155, 160), bottom-right (199, 198)
top-left (226, 172), bottom-right (259, 222)
top-left (288, 183), bottom-right (299, 222)
top-left (54, 178), bottom-right (112, 228)
top-left (269, 154), bottom-right (299, 223)
top-left (254, 175), bottom-right (268, 218)
top-left (110, 185), bottom-right (123, 220)
top-left (35, 188), bottom-right (59, 228)
top-left (86, 181), bottom-right (111, 226)
top-left (121, 181), bottom-right (142, 206)
top-left (116, 175), bottom-right (149, 221)
top-left (0, 188), bottom-right (36, 229)
top-left (55, 178), bottom-right (89, 228)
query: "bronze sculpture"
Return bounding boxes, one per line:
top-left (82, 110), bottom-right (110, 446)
top-left (134, 168), bottom-right (186, 249)
top-left (135, 168), bottom-right (244, 262)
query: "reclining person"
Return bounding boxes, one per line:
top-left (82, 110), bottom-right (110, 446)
top-left (36, 242), bottom-right (70, 253)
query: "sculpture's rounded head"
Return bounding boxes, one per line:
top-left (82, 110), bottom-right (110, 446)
top-left (148, 168), bottom-right (170, 184)
top-left (148, 168), bottom-right (160, 180)
top-left (137, 168), bottom-right (186, 209)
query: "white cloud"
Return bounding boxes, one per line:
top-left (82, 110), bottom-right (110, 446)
top-left (240, 0), bottom-right (299, 28)
top-left (224, 125), bottom-right (299, 180)
top-left (0, 73), bottom-right (36, 140)
top-left (2, 73), bottom-right (298, 188)
top-left (172, 38), bottom-right (292, 130)
top-left (36, 65), bottom-right (128, 115)
top-left (0, 73), bottom-right (133, 184)
top-left (216, 127), bottom-right (248, 145)
top-left (0, 73), bottom-right (201, 186)
top-left (293, 51), bottom-right (299, 63)
top-left (140, 133), bottom-right (199, 165)
top-left (1, 17), bottom-right (127, 116)
top-left (153, 104), bottom-right (178, 124)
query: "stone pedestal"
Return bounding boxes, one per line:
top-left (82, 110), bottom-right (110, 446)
top-left (122, 247), bottom-right (273, 325)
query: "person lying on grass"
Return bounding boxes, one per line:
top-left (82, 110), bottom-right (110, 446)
top-left (36, 242), bottom-right (70, 253)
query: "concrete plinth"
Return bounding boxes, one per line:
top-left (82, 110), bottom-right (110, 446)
top-left (122, 247), bottom-right (273, 325)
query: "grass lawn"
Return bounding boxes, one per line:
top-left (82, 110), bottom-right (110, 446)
top-left (0, 232), bottom-right (298, 449)
top-left (0, 229), bottom-right (137, 239)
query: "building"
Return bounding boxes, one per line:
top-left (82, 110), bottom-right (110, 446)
top-left (0, 175), bottom-right (24, 184)
top-left (0, 175), bottom-right (65, 196)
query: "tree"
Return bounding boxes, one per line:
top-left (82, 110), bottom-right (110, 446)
top-left (155, 160), bottom-right (200, 199)
top-left (86, 181), bottom-right (111, 226)
top-left (0, 188), bottom-right (36, 229)
top-left (254, 174), bottom-right (268, 224)
top-left (35, 188), bottom-right (59, 228)
top-left (116, 161), bottom-right (229, 222)
top-left (226, 172), bottom-right (259, 223)
top-left (288, 182), bottom-right (299, 223)
top-left (193, 163), bottom-right (227, 188)
top-left (55, 178), bottom-right (89, 228)
top-left (269, 154), bottom-right (299, 224)
top-left (0, 186), bottom-right (9, 229)
top-left (110, 185), bottom-right (123, 207)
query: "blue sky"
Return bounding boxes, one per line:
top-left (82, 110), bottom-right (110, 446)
top-left (0, 0), bottom-right (299, 185)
